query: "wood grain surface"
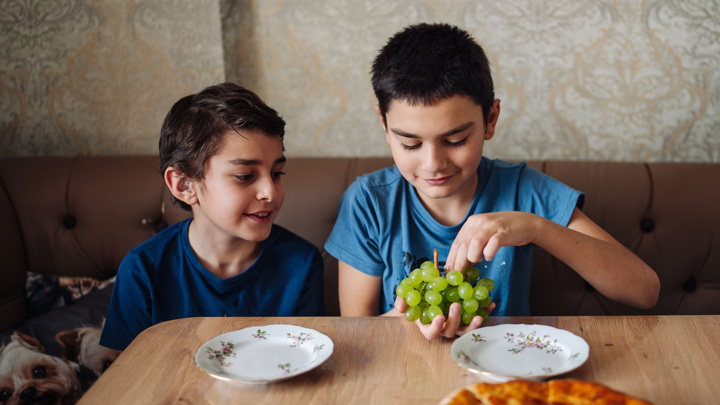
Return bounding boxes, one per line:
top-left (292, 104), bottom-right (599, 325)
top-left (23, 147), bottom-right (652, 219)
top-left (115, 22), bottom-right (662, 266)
top-left (79, 315), bottom-right (720, 405)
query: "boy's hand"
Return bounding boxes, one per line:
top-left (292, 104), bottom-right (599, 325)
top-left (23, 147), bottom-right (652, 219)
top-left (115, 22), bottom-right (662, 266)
top-left (446, 211), bottom-right (540, 272)
top-left (394, 296), bottom-right (496, 340)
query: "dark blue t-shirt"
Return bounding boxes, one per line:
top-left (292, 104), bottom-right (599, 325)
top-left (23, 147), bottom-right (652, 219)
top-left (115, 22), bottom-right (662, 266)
top-left (100, 219), bottom-right (324, 350)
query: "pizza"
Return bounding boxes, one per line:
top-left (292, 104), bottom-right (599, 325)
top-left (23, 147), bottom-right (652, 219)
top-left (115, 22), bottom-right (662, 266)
top-left (439, 379), bottom-right (653, 405)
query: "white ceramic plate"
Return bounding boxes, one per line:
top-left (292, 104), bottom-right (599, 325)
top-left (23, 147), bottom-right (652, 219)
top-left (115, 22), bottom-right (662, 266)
top-left (195, 324), bottom-right (334, 383)
top-left (450, 324), bottom-right (589, 382)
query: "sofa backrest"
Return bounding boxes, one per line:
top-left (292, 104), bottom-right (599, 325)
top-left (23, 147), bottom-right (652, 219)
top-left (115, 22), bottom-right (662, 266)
top-left (525, 161), bottom-right (720, 316)
top-left (0, 157), bottom-right (188, 329)
top-left (1, 156), bottom-right (718, 328)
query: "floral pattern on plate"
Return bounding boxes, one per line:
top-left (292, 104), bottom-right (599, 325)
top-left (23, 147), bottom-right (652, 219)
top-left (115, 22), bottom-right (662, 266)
top-left (205, 340), bottom-right (236, 367)
top-left (450, 324), bottom-right (589, 382)
top-left (195, 324), bottom-right (334, 384)
top-left (504, 330), bottom-right (563, 354)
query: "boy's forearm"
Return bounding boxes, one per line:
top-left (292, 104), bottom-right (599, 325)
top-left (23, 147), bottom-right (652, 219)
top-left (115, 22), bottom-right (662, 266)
top-left (532, 215), bottom-right (660, 309)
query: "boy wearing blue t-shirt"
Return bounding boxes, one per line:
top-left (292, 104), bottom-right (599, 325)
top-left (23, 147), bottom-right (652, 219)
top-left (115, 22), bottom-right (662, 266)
top-left (324, 23), bottom-right (659, 340)
top-left (101, 83), bottom-right (324, 351)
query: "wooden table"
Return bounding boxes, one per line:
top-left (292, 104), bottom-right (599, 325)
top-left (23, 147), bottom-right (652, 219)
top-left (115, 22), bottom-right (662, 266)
top-left (80, 315), bottom-right (720, 405)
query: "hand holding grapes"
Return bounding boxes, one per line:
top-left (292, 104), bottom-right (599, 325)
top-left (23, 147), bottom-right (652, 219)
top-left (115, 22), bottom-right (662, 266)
top-left (445, 211), bottom-right (540, 273)
top-left (394, 297), bottom-right (496, 340)
top-left (394, 250), bottom-right (496, 340)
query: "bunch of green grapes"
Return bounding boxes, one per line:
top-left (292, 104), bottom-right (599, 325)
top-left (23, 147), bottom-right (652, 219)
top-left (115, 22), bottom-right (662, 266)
top-left (396, 260), bottom-right (494, 325)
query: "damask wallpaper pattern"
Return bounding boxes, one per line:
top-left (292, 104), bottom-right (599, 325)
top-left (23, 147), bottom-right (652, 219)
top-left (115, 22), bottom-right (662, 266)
top-left (1, 0), bottom-right (718, 161)
top-left (0, 0), bottom-right (225, 156)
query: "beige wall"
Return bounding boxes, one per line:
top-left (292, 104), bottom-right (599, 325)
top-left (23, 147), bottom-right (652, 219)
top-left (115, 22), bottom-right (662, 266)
top-left (1, 0), bottom-right (718, 161)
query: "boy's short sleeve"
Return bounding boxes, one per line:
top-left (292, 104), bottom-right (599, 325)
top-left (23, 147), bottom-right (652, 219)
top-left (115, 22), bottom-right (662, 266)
top-left (516, 164), bottom-right (584, 227)
top-left (324, 177), bottom-right (386, 276)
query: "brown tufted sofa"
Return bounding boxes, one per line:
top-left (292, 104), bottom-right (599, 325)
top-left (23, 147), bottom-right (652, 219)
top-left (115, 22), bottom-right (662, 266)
top-left (1, 156), bottom-right (719, 331)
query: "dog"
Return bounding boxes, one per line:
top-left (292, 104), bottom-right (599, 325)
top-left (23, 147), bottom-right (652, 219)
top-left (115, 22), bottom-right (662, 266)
top-left (0, 331), bottom-right (97, 405)
top-left (55, 323), bottom-right (120, 374)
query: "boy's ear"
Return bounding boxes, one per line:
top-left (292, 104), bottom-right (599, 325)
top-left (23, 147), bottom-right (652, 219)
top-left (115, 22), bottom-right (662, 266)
top-left (164, 167), bottom-right (197, 206)
top-left (484, 99), bottom-right (501, 141)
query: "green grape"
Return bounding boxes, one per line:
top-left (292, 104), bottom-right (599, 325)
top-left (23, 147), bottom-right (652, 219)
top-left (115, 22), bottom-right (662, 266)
top-left (420, 266), bottom-right (439, 282)
top-left (440, 288), bottom-right (449, 301)
top-left (461, 310), bottom-right (476, 326)
top-left (446, 270), bottom-right (464, 286)
top-left (425, 290), bottom-right (442, 306)
top-left (429, 276), bottom-right (448, 292)
top-left (420, 308), bottom-right (432, 325)
top-left (400, 256), bottom-right (495, 325)
top-left (405, 305), bottom-right (421, 322)
top-left (476, 278), bottom-right (495, 292)
top-left (458, 282), bottom-right (473, 300)
top-left (463, 297), bottom-right (479, 313)
top-left (465, 266), bottom-right (481, 282)
top-left (445, 287), bottom-right (460, 302)
top-left (473, 285), bottom-right (489, 301)
top-left (476, 307), bottom-right (489, 323)
top-left (406, 290), bottom-right (422, 306)
top-left (409, 269), bottom-right (423, 286)
top-left (396, 283), bottom-right (413, 299)
top-left (420, 260), bottom-right (435, 271)
top-left (439, 301), bottom-right (449, 317)
top-left (426, 305), bottom-right (443, 321)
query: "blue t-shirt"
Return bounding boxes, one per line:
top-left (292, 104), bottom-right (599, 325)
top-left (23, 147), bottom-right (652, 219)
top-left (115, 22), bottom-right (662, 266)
top-left (100, 219), bottom-right (324, 350)
top-left (324, 158), bottom-right (583, 316)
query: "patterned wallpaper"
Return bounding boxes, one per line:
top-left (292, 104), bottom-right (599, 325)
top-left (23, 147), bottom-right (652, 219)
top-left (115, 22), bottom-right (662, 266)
top-left (1, 0), bottom-right (718, 161)
top-left (0, 0), bottom-right (225, 156)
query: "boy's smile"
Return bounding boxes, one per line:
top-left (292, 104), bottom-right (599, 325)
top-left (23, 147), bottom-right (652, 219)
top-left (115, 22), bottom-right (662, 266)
top-left (379, 94), bottom-right (500, 225)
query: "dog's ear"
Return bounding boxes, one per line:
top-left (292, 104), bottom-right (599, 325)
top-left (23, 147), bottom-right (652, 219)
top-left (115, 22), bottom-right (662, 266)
top-left (55, 329), bottom-right (81, 362)
top-left (75, 364), bottom-right (100, 392)
top-left (11, 330), bottom-right (45, 352)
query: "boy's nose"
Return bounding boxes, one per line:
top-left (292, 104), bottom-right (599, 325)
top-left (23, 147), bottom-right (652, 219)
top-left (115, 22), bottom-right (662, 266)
top-left (256, 177), bottom-right (278, 201)
top-left (422, 145), bottom-right (446, 172)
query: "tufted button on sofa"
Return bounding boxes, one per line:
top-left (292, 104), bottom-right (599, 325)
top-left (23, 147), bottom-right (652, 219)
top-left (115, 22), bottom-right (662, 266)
top-left (1, 156), bottom-right (718, 330)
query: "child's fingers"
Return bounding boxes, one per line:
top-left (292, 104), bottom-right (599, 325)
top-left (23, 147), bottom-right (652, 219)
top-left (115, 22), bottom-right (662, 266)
top-left (394, 296), bottom-right (408, 314)
top-left (448, 242), bottom-right (469, 272)
top-left (466, 236), bottom-right (487, 265)
top-left (446, 243), bottom-right (458, 271)
top-left (456, 315), bottom-right (483, 335)
top-left (440, 302), bottom-right (463, 338)
top-left (417, 315), bottom-right (445, 340)
top-left (482, 234), bottom-right (502, 262)
top-left (457, 302), bottom-right (496, 336)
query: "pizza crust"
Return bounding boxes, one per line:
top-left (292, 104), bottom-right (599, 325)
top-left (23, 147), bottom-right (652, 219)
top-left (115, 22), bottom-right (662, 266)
top-left (439, 379), bottom-right (653, 405)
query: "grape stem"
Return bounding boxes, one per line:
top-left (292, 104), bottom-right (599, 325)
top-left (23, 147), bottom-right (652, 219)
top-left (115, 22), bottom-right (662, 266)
top-left (433, 249), bottom-right (439, 270)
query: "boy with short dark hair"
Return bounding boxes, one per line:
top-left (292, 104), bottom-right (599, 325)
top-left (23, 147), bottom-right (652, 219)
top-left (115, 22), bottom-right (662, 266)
top-left (325, 23), bottom-right (659, 340)
top-left (101, 82), bottom-right (324, 351)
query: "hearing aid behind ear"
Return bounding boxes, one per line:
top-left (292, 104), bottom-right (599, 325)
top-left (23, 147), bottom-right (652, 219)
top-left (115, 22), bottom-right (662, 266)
top-left (180, 180), bottom-right (193, 192)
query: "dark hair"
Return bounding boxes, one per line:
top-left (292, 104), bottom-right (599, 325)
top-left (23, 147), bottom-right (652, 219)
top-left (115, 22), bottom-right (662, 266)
top-left (159, 82), bottom-right (285, 211)
top-left (371, 23), bottom-right (494, 126)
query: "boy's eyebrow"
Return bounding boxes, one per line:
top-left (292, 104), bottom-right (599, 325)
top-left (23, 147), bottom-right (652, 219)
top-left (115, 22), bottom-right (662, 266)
top-left (390, 122), bottom-right (474, 138)
top-left (228, 156), bottom-right (287, 166)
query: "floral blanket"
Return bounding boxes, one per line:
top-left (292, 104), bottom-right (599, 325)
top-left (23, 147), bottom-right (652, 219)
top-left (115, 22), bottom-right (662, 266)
top-left (0, 272), bottom-right (117, 404)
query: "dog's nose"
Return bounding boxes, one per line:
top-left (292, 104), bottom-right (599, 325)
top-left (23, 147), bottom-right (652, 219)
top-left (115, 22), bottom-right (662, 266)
top-left (20, 386), bottom-right (37, 401)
